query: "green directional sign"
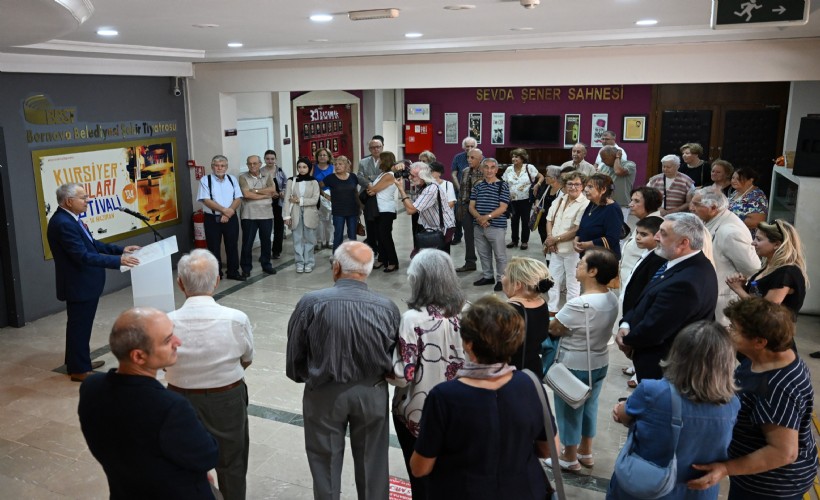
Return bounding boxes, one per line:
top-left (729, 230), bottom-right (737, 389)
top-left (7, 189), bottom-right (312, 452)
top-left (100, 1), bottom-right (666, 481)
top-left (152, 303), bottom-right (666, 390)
top-left (712, 0), bottom-right (808, 28)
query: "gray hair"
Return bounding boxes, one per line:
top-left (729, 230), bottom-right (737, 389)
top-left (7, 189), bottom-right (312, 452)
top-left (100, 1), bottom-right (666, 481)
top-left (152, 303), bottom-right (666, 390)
top-left (660, 321), bottom-right (738, 404)
top-left (55, 183), bottom-right (82, 205)
top-left (406, 249), bottom-right (465, 317)
top-left (481, 158), bottom-right (499, 168)
top-left (411, 162), bottom-right (436, 185)
top-left (661, 154), bottom-right (681, 167)
top-left (602, 130), bottom-right (616, 139)
top-left (177, 249), bottom-right (219, 296)
top-left (694, 187), bottom-right (728, 211)
top-left (545, 165), bottom-right (562, 179)
top-left (211, 154), bottom-right (228, 166)
top-left (418, 150), bottom-right (437, 164)
top-left (469, 148), bottom-right (484, 159)
top-left (599, 145), bottom-right (618, 157)
top-left (334, 241), bottom-right (374, 276)
top-left (462, 137), bottom-right (477, 147)
top-left (664, 212), bottom-right (705, 250)
top-left (109, 307), bottom-right (164, 360)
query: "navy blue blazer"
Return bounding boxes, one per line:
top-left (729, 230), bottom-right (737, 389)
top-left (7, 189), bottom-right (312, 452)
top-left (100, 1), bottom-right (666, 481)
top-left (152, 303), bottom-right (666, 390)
top-left (622, 251), bottom-right (718, 380)
top-left (46, 207), bottom-right (123, 302)
top-left (79, 370), bottom-right (219, 499)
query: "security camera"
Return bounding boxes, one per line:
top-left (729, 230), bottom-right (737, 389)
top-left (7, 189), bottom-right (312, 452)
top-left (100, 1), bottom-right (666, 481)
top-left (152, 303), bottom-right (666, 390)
top-left (520, 0), bottom-right (540, 8)
top-left (173, 87), bottom-right (182, 97)
top-left (171, 76), bottom-right (182, 97)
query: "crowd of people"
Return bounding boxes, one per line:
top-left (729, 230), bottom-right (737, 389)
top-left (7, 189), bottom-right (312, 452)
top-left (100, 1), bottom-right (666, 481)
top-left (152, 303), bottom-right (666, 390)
top-left (59, 132), bottom-right (817, 500)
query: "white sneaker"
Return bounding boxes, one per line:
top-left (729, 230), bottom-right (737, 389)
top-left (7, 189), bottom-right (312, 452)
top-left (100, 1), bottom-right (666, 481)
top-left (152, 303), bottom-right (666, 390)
top-left (304, 266), bottom-right (313, 273)
top-left (296, 266), bottom-right (304, 273)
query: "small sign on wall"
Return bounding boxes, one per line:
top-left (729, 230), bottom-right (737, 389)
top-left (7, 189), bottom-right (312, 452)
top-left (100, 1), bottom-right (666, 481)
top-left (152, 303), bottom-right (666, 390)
top-left (407, 104), bottom-right (431, 121)
top-left (591, 114), bottom-right (608, 147)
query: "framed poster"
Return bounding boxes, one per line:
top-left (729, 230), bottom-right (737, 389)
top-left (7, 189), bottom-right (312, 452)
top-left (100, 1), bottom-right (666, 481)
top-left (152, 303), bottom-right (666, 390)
top-left (623, 115), bottom-right (647, 142)
top-left (295, 104), bottom-right (353, 162)
top-left (591, 113), bottom-right (608, 147)
top-left (564, 114), bottom-right (581, 148)
top-left (491, 112), bottom-right (505, 145)
top-left (444, 113), bottom-right (458, 144)
top-left (468, 112), bottom-right (482, 144)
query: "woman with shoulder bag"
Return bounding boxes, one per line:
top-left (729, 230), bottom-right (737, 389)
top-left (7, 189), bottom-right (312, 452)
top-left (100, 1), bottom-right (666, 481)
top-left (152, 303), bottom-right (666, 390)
top-left (502, 148), bottom-right (544, 250)
top-left (367, 151), bottom-right (399, 272)
top-left (396, 162), bottom-right (456, 257)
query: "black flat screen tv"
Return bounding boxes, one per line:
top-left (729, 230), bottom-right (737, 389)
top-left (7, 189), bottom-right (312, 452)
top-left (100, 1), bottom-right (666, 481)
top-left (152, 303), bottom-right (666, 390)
top-left (509, 115), bottom-right (561, 144)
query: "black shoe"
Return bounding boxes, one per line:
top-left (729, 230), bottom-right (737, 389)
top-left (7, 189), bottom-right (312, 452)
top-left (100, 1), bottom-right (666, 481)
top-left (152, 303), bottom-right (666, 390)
top-left (456, 264), bottom-right (477, 273)
top-left (272, 254), bottom-right (281, 260)
top-left (494, 282), bottom-right (503, 292)
top-left (473, 277), bottom-right (495, 286)
top-left (810, 351), bottom-right (820, 359)
top-left (506, 242), bottom-right (518, 248)
top-left (451, 239), bottom-right (462, 245)
top-left (263, 267), bottom-right (277, 275)
top-left (241, 271), bottom-right (250, 278)
top-left (91, 360), bottom-right (105, 369)
top-left (226, 274), bottom-right (246, 282)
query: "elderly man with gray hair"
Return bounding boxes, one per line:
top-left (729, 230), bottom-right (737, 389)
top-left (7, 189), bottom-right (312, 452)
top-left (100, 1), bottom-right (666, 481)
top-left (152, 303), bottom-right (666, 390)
top-left (647, 154), bottom-right (695, 215)
top-left (287, 241), bottom-right (400, 499)
top-left (690, 187), bottom-right (760, 325)
top-left (396, 162), bottom-right (457, 256)
top-left (165, 249), bottom-right (254, 500)
top-left (598, 145), bottom-right (636, 220)
top-left (616, 212), bottom-right (718, 381)
top-left (468, 157), bottom-right (510, 291)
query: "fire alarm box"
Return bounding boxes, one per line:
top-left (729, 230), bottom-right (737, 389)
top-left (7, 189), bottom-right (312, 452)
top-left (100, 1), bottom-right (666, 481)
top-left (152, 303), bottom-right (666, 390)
top-left (404, 123), bottom-right (433, 154)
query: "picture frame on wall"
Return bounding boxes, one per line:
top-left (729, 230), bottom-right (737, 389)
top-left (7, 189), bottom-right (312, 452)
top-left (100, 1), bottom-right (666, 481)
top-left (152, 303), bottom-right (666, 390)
top-left (564, 114), bottom-right (581, 148)
top-left (622, 115), bottom-right (647, 142)
top-left (444, 113), bottom-right (458, 144)
top-left (591, 113), bottom-right (608, 147)
top-left (491, 112), bottom-right (505, 145)
top-left (468, 112), bottom-right (482, 144)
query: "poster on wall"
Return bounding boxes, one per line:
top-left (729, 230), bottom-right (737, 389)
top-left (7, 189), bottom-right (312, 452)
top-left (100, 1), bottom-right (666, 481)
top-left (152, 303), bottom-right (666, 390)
top-left (296, 104), bottom-right (353, 162)
top-left (564, 114), bottom-right (581, 148)
top-left (622, 115), bottom-right (647, 142)
top-left (444, 113), bottom-right (458, 144)
top-left (591, 113), bottom-right (608, 147)
top-left (491, 113), bottom-right (505, 145)
top-left (468, 112), bottom-right (482, 144)
top-left (34, 138), bottom-right (180, 259)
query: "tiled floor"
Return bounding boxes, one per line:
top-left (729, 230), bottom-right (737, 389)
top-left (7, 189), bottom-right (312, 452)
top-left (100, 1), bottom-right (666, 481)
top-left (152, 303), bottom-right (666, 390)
top-left (1, 214), bottom-right (818, 499)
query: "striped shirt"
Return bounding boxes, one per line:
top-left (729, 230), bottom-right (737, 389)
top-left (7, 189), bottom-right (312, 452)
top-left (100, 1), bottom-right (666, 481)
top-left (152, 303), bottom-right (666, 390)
top-left (647, 173), bottom-right (694, 211)
top-left (470, 180), bottom-right (510, 229)
top-left (286, 279), bottom-right (400, 390)
top-left (415, 183), bottom-right (456, 230)
top-left (729, 357), bottom-right (817, 497)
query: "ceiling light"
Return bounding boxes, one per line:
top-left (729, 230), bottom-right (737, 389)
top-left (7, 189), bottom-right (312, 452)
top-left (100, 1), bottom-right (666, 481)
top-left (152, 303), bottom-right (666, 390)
top-left (348, 9), bottom-right (400, 21)
top-left (192, 23), bottom-right (219, 28)
top-left (636, 19), bottom-right (658, 26)
top-left (96, 29), bottom-right (118, 36)
top-left (310, 39), bottom-right (329, 43)
top-left (227, 42), bottom-right (243, 48)
top-left (405, 33), bottom-right (423, 38)
top-left (310, 14), bottom-right (333, 22)
top-left (510, 27), bottom-right (534, 31)
top-left (443, 5), bottom-right (476, 10)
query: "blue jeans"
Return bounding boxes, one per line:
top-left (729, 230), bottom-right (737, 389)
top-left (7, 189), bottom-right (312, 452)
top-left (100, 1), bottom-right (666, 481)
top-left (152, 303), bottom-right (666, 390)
top-left (332, 215), bottom-right (358, 251)
top-left (540, 336), bottom-right (558, 376)
top-left (554, 365), bottom-right (608, 446)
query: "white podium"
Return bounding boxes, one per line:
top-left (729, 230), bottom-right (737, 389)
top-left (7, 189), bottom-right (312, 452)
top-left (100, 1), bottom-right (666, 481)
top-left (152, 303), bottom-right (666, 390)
top-left (122, 236), bottom-right (178, 313)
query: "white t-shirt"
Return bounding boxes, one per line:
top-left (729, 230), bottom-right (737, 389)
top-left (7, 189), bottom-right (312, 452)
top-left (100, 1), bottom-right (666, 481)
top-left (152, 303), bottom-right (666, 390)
top-left (437, 179), bottom-right (457, 205)
top-left (555, 291), bottom-right (619, 370)
top-left (374, 172), bottom-right (397, 213)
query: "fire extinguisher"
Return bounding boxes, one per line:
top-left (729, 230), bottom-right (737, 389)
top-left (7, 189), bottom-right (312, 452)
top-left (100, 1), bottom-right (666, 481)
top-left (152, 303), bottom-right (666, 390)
top-left (193, 209), bottom-right (207, 248)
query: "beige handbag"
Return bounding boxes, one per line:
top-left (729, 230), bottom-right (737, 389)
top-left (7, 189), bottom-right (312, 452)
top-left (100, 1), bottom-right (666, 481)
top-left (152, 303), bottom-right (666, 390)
top-left (545, 303), bottom-right (592, 409)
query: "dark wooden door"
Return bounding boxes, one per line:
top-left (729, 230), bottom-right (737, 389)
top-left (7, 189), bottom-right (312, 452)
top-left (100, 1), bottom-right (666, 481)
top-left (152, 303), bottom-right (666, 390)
top-left (721, 108), bottom-right (781, 196)
top-left (658, 110), bottom-right (713, 165)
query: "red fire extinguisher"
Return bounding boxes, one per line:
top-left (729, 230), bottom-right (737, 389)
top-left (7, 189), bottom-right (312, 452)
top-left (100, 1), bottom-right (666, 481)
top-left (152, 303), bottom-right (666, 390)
top-left (193, 210), bottom-right (207, 248)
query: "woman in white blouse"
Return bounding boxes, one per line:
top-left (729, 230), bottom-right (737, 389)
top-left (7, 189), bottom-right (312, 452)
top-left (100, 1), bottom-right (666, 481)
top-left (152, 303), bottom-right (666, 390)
top-left (387, 249), bottom-right (466, 499)
top-left (502, 148), bottom-right (544, 250)
top-left (283, 157), bottom-right (320, 273)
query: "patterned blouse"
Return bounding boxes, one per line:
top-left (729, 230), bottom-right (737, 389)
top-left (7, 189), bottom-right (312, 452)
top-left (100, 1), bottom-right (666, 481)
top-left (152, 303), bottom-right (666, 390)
top-left (502, 164), bottom-right (539, 202)
top-left (728, 187), bottom-right (768, 234)
top-left (388, 305), bottom-right (465, 437)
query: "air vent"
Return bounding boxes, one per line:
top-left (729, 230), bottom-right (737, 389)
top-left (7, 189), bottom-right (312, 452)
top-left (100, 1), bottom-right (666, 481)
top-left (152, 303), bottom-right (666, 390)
top-left (348, 8), bottom-right (400, 21)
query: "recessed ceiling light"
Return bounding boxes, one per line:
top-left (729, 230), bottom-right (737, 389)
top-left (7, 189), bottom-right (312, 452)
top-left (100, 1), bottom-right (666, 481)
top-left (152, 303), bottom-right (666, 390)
top-left (443, 4), bottom-right (476, 10)
top-left (405, 33), bottom-right (423, 38)
top-left (635, 19), bottom-right (658, 26)
top-left (192, 23), bottom-right (219, 28)
top-left (310, 14), bottom-right (333, 22)
top-left (227, 42), bottom-right (243, 48)
top-left (96, 29), bottom-right (118, 36)
top-left (310, 39), bottom-right (329, 43)
top-left (510, 27), bottom-right (534, 31)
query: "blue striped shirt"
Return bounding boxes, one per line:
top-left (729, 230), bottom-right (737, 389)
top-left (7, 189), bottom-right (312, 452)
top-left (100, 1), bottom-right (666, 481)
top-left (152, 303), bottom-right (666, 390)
top-left (470, 180), bottom-right (510, 229)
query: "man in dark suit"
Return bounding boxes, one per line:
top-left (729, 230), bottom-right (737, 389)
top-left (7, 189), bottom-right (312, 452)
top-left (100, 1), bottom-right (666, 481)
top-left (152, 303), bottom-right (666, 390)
top-left (79, 307), bottom-right (219, 499)
top-left (46, 183), bottom-right (140, 382)
top-left (357, 138), bottom-right (383, 255)
top-left (616, 212), bottom-right (718, 381)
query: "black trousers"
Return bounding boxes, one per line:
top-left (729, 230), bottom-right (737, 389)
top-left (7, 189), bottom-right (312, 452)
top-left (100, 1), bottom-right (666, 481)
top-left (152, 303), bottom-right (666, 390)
top-left (376, 212), bottom-right (398, 266)
top-left (272, 202), bottom-right (284, 257)
top-left (393, 415), bottom-right (429, 500)
top-left (204, 213), bottom-right (240, 276)
top-left (509, 199), bottom-right (533, 244)
top-left (65, 298), bottom-right (99, 374)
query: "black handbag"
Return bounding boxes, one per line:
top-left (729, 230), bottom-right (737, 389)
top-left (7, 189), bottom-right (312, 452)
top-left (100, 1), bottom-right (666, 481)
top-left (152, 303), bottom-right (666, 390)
top-left (416, 188), bottom-right (448, 251)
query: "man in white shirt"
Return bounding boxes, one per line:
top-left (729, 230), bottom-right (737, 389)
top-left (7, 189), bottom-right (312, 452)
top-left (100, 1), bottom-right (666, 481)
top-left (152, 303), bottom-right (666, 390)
top-left (197, 155), bottom-right (244, 281)
top-left (165, 249), bottom-right (254, 500)
top-left (561, 143), bottom-right (597, 178)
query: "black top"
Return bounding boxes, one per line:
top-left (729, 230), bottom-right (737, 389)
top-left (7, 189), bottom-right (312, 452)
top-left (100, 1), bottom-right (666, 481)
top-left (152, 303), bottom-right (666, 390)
top-left (323, 173), bottom-right (360, 216)
top-left (683, 161), bottom-right (711, 188)
top-left (509, 301), bottom-right (550, 374)
top-left (748, 265), bottom-right (806, 318)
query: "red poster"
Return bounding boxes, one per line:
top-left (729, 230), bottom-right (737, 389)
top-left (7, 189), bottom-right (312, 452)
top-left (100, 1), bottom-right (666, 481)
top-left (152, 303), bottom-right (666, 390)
top-left (296, 104), bottom-right (353, 163)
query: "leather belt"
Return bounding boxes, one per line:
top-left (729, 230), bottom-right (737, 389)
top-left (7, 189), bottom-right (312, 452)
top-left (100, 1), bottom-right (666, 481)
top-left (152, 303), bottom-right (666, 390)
top-left (167, 379), bottom-right (243, 395)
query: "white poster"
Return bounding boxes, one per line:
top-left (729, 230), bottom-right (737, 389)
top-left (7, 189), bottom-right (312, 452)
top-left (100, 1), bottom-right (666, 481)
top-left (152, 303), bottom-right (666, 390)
top-left (491, 113), bottom-right (505, 145)
top-left (444, 113), bottom-right (458, 144)
top-left (591, 114), bottom-right (608, 147)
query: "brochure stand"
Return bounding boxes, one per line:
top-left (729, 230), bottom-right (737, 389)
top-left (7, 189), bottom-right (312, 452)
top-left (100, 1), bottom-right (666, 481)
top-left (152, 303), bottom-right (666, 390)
top-left (122, 236), bottom-right (178, 312)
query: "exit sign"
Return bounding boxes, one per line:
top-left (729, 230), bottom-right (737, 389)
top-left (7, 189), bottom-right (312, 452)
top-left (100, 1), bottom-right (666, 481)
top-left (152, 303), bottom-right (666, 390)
top-left (711, 0), bottom-right (808, 28)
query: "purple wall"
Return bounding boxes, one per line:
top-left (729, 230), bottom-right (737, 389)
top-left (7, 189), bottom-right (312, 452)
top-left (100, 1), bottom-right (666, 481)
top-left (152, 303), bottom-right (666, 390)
top-left (404, 85), bottom-right (653, 184)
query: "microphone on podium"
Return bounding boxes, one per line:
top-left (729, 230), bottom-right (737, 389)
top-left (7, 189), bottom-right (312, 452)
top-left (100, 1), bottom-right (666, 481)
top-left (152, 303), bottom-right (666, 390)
top-left (118, 206), bottom-right (150, 222)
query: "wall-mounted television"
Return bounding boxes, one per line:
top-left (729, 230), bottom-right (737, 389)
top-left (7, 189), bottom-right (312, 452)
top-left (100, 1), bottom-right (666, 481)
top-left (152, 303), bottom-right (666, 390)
top-left (509, 115), bottom-right (561, 144)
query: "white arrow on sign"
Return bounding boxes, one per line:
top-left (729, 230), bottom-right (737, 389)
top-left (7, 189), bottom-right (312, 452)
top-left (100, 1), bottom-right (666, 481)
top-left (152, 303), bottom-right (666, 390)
top-left (772, 5), bottom-right (787, 14)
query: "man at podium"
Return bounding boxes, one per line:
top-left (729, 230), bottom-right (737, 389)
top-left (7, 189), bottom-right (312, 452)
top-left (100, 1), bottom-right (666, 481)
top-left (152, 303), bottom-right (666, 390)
top-left (47, 183), bottom-right (140, 382)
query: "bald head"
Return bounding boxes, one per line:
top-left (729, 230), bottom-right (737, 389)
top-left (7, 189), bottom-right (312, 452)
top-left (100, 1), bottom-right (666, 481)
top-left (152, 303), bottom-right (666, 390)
top-left (332, 241), bottom-right (374, 281)
top-left (467, 148), bottom-right (484, 168)
top-left (109, 307), bottom-right (168, 361)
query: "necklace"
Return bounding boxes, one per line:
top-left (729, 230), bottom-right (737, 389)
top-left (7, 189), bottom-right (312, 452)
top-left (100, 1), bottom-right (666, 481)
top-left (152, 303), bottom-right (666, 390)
top-left (732, 184), bottom-right (754, 201)
top-left (587, 204), bottom-right (599, 216)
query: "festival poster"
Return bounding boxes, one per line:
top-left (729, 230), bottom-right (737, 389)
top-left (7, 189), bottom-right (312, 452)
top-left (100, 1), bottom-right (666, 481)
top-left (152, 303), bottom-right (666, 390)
top-left (34, 138), bottom-right (180, 259)
top-left (591, 113), bottom-right (608, 147)
top-left (296, 104), bottom-right (353, 162)
top-left (564, 114), bottom-right (581, 148)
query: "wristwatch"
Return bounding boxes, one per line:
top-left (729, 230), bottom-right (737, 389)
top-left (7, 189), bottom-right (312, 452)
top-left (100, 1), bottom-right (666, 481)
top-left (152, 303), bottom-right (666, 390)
top-left (254, 189), bottom-right (259, 194)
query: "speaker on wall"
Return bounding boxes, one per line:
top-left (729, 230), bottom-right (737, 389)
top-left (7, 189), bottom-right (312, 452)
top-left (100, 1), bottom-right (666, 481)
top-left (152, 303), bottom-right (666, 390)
top-left (793, 116), bottom-right (820, 178)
